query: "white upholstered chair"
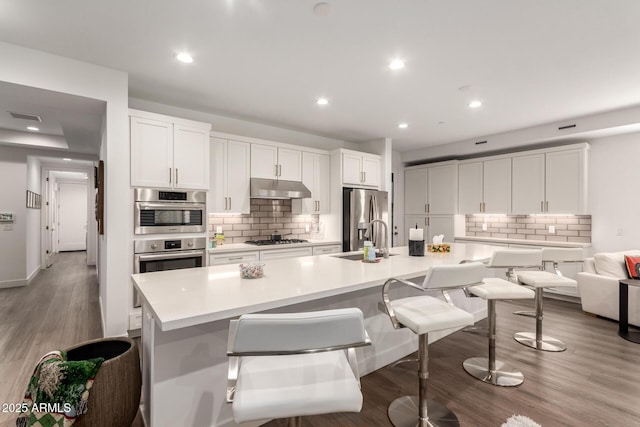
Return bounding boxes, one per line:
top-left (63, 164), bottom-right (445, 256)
top-left (226, 308), bottom-right (370, 427)
top-left (463, 249), bottom-right (537, 387)
top-left (514, 247), bottom-right (583, 351)
top-left (380, 262), bottom-right (482, 427)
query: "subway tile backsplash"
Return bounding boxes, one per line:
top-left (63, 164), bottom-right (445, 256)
top-left (465, 214), bottom-right (591, 243)
top-left (208, 199), bottom-right (319, 244)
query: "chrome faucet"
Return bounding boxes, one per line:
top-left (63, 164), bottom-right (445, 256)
top-left (364, 219), bottom-right (389, 259)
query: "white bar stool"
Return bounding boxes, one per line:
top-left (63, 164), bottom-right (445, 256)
top-left (514, 247), bottom-right (583, 352)
top-left (226, 308), bottom-right (371, 427)
top-left (462, 249), bottom-right (538, 387)
top-left (380, 262), bottom-right (483, 427)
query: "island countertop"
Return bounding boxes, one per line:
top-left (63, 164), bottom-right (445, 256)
top-left (132, 243), bottom-right (496, 331)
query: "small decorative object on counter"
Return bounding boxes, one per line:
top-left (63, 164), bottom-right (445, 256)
top-left (215, 233), bottom-right (225, 246)
top-left (239, 262), bottom-right (265, 279)
top-left (408, 225), bottom-right (425, 257)
top-left (428, 234), bottom-right (451, 253)
top-left (209, 236), bottom-right (217, 248)
top-left (363, 241), bottom-right (373, 261)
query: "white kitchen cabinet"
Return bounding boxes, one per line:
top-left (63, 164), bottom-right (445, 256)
top-left (312, 244), bottom-right (342, 255)
top-left (250, 143), bottom-right (302, 182)
top-left (260, 247), bottom-right (313, 260)
top-left (130, 110), bottom-right (211, 190)
top-left (405, 162), bottom-right (457, 215)
top-left (209, 251), bottom-right (260, 266)
top-left (404, 215), bottom-right (454, 245)
top-left (211, 137), bottom-right (250, 214)
top-left (512, 147), bottom-right (588, 214)
top-left (292, 152), bottom-right (330, 214)
top-left (458, 158), bottom-right (510, 213)
top-left (342, 152), bottom-right (381, 188)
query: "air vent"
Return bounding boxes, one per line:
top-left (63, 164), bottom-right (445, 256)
top-left (8, 111), bottom-right (42, 122)
top-left (558, 124), bottom-right (576, 130)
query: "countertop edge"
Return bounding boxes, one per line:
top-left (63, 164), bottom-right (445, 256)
top-left (207, 240), bottom-right (341, 254)
top-left (454, 236), bottom-right (591, 248)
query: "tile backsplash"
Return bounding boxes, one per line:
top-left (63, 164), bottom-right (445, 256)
top-left (208, 199), bottom-right (320, 244)
top-left (465, 214), bottom-right (591, 243)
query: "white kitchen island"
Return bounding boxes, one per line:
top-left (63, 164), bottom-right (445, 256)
top-left (132, 243), bottom-right (497, 427)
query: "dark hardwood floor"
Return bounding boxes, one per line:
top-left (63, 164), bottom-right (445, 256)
top-left (2, 253), bottom-right (639, 426)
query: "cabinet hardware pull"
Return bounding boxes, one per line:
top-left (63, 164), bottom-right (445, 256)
top-left (425, 204), bottom-right (427, 213)
top-left (229, 197), bottom-right (232, 210)
top-left (228, 256), bottom-right (243, 260)
top-left (363, 171), bottom-right (366, 182)
top-left (224, 197), bottom-right (227, 210)
top-left (480, 202), bottom-right (482, 213)
top-left (427, 217), bottom-right (430, 226)
top-left (546, 201), bottom-right (549, 212)
top-left (427, 203), bottom-right (430, 213)
top-left (541, 201), bottom-right (544, 212)
top-left (169, 168), bottom-right (172, 184)
top-left (274, 164), bottom-right (278, 177)
top-left (278, 164), bottom-right (282, 177)
top-left (175, 168), bottom-right (179, 184)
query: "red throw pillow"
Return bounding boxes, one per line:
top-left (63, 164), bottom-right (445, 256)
top-left (624, 255), bottom-right (640, 279)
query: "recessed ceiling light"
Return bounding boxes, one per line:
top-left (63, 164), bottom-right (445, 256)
top-left (316, 98), bottom-right (329, 105)
top-left (398, 123), bottom-right (408, 129)
top-left (389, 59), bottom-right (405, 70)
top-left (27, 126), bottom-right (39, 131)
top-left (469, 100), bottom-right (482, 108)
top-left (176, 52), bottom-right (193, 63)
top-left (313, 2), bottom-right (331, 16)
top-left (63, 158), bottom-right (72, 161)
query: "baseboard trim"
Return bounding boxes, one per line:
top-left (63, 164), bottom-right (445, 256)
top-left (26, 267), bottom-right (40, 284)
top-left (0, 279), bottom-right (27, 289)
top-left (98, 295), bottom-right (106, 338)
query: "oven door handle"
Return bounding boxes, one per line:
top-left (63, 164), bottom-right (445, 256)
top-left (137, 202), bottom-right (205, 210)
top-left (137, 250), bottom-right (205, 262)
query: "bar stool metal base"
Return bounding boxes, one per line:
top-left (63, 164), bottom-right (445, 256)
top-left (513, 331), bottom-right (566, 352)
top-left (388, 396), bottom-right (460, 427)
top-left (462, 357), bottom-right (524, 387)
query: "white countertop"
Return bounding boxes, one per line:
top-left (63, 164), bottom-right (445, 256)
top-left (454, 236), bottom-right (591, 248)
top-left (207, 239), bottom-right (341, 254)
top-left (132, 243), bottom-right (496, 332)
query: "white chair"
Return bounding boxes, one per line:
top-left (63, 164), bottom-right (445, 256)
top-left (380, 262), bottom-right (482, 427)
top-left (463, 249), bottom-right (538, 387)
top-left (226, 308), bottom-right (371, 426)
top-left (514, 247), bottom-right (583, 351)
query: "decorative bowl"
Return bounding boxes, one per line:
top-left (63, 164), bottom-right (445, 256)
top-left (428, 243), bottom-right (451, 253)
top-left (239, 262), bottom-right (265, 279)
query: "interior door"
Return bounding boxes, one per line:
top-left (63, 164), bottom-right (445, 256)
top-left (58, 182), bottom-right (88, 251)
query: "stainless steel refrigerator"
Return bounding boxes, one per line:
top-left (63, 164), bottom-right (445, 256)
top-left (342, 187), bottom-right (389, 252)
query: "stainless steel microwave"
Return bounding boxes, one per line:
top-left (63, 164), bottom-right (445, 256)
top-left (134, 188), bottom-right (206, 234)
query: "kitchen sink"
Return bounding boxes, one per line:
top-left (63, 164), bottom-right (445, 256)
top-left (332, 252), bottom-right (397, 261)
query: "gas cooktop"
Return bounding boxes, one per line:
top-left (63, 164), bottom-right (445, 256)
top-left (245, 239), bottom-right (309, 246)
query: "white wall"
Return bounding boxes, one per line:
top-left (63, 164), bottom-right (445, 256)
top-left (0, 146), bottom-right (27, 288)
top-left (26, 155), bottom-right (41, 282)
top-left (588, 132), bottom-right (640, 255)
top-left (0, 41), bottom-right (130, 336)
top-left (129, 98), bottom-right (349, 151)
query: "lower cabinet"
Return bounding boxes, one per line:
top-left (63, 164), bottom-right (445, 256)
top-left (405, 215), bottom-right (455, 245)
top-left (312, 244), bottom-right (342, 255)
top-left (260, 247), bottom-right (313, 260)
top-left (209, 251), bottom-right (260, 266)
top-left (208, 244), bottom-right (338, 265)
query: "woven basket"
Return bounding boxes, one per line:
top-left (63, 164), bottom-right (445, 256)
top-left (65, 337), bottom-right (141, 427)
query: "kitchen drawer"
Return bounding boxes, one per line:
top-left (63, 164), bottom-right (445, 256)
top-left (209, 251), bottom-right (260, 266)
top-left (312, 244), bottom-right (342, 255)
top-left (260, 247), bottom-right (313, 260)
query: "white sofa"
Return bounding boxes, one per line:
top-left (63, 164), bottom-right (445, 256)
top-left (576, 250), bottom-right (640, 327)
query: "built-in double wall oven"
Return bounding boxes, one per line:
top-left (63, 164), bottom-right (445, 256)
top-left (133, 188), bottom-right (207, 308)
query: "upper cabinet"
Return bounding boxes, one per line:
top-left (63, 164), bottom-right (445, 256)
top-left (211, 137), bottom-right (250, 214)
top-left (130, 110), bottom-right (211, 190)
top-left (292, 152), bottom-right (330, 214)
top-left (405, 162), bottom-right (457, 215)
top-left (512, 147), bottom-right (588, 214)
top-left (250, 143), bottom-right (302, 181)
top-left (342, 151), bottom-right (381, 188)
top-left (458, 158), bottom-right (511, 214)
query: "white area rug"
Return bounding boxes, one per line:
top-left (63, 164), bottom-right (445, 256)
top-left (502, 414), bottom-right (542, 427)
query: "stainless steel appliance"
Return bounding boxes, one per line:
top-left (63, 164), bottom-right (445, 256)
top-left (133, 237), bottom-right (206, 307)
top-left (245, 239), bottom-right (309, 246)
top-left (134, 188), bottom-right (206, 234)
top-left (342, 187), bottom-right (389, 252)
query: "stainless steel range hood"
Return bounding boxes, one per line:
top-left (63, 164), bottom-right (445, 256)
top-left (250, 178), bottom-right (311, 199)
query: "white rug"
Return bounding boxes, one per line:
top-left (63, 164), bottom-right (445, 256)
top-left (502, 414), bottom-right (542, 427)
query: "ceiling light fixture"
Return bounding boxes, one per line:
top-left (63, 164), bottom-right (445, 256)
top-left (316, 98), bottom-right (329, 105)
top-left (63, 158), bottom-right (72, 161)
top-left (398, 123), bottom-right (408, 129)
top-left (469, 100), bottom-right (482, 108)
top-left (389, 59), bottom-right (405, 70)
top-left (176, 52), bottom-right (193, 63)
top-left (27, 126), bottom-right (39, 131)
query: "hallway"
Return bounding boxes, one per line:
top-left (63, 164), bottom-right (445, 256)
top-left (0, 252), bottom-right (102, 427)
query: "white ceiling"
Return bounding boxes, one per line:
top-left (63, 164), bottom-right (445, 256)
top-left (1, 1), bottom-right (640, 152)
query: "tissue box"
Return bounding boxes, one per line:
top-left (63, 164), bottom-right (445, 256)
top-left (428, 243), bottom-right (451, 253)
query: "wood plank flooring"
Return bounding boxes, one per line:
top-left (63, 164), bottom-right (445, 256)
top-left (0, 252), bottom-right (102, 427)
top-left (2, 252), bottom-right (639, 426)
